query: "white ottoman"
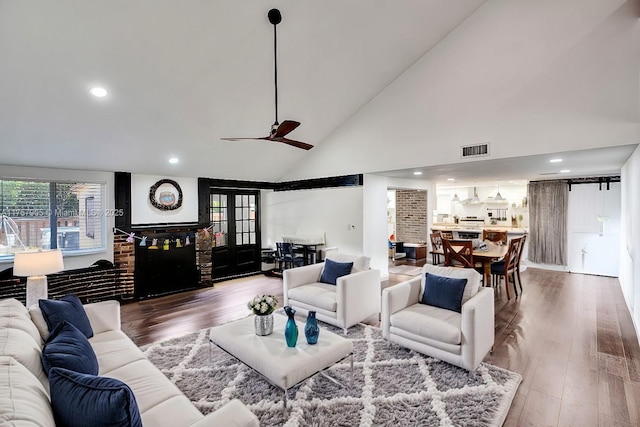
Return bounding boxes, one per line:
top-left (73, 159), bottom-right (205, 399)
top-left (209, 314), bottom-right (353, 407)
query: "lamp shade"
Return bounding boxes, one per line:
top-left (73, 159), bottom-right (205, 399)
top-left (14, 250), bottom-right (64, 277)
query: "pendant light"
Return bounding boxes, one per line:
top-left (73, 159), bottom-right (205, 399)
top-left (451, 193), bottom-right (460, 202)
top-left (494, 182), bottom-right (505, 201)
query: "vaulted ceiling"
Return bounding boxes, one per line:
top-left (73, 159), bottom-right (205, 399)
top-left (1, 0), bottom-right (638, 184)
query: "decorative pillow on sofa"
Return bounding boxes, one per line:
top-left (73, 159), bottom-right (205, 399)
top-left (421, 273), bottom-right (468, 313)
top-left (42, 321), bottom-right (98, 376)
top-left (421, 264), bottom-right (480, 306)
top-left (49, 367), bottom-right (142, 427)
top-left (39, 295), bottom-right (93, 339)
top-left (320, 258), bottom-right (354, 285)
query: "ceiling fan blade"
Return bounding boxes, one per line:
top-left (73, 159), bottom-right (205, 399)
top-left (273, 120), bottom-right (300, 138)
top-left (272, 137), bottom-right (314, 150)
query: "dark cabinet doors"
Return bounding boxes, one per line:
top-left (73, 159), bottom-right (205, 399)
top-left (134, 231), bottom-right (198, 299)
top-left (209, 189), bottom-right (261, 280)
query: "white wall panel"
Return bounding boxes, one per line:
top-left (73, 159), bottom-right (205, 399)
top-left (130, 174), bottom-right (198, 225)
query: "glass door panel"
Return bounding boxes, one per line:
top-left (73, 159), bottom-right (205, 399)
top-left (210, 189), bottom-right (260, 280)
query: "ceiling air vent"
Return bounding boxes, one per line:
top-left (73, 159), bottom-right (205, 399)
top-left (461, 143), bottom-right (490, 158)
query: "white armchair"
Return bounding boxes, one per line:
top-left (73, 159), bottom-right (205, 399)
top-left (381, 264), bottom-right (494, 371)
top-left (283, 253), bottom-right (381, 334)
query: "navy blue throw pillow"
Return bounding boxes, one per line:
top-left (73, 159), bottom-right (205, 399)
top-left (42, 321), bottom-right (98, 376)
top-left (39, 294), bottom-right (93, 338)
top-left (49, 367), bottom-right (142, 427)
top-left (320, 258), bottom-right (354, 285)
top-left (421, 273), bottom-right (468, 313)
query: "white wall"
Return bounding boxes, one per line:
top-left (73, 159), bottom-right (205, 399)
top-left (282, 0), bottom-right (638, 181)
top-left (262, 186), bottom-right (364, 256)
top-left (363, 175), bottom-right (391, 279)
top-left (262, 175), bottom-right (434, 281)
top-left (130, 174), bottom-right (198, 225)
top-left (620, 145), bottom-right (640, 341)
top-left (0, 164), bottom-right (115, 270)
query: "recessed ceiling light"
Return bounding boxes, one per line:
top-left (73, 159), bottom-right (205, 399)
top-left (168, 158), bottom-right (179, 164)
top-left (560, 169), bottom-right (570, 173)
top-left (89, 86), bottom-right (108, 98)
top-left (447, 178), bottom-right (455, 181)
top-left (549, 158), bottom-right (563, 163)
top-left (413, 171), bottom-right (422, 176)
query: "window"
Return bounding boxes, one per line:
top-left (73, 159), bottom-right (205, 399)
top-left (0, 179), bottom-right (106, 259)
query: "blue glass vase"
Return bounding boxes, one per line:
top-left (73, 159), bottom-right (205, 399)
top-left (284, 306), bottom-right (298, 347)
top-left (304, 311), bottom-right (320, 345)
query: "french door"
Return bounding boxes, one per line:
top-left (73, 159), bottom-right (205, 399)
top-left (209, 189), bottom-right (261, 280)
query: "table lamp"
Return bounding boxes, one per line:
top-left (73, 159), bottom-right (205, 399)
top-left (13, 249), bottom-right (64, 307)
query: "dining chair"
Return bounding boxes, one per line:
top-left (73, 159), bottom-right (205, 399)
top-left (490, 237), bottom-right (522, 300)
top-left (276, 242), bottom-right (304, 270)
top-left (442, 239), bottom-right (474, 268)
top-left (275, 242), bottom-right (286, 270)
top-left (482, 229), bottom-right (508, 245)
top-left (429, 232), bottom-right (444, 265)
top-left (514, 234), bottom-right (527, 293)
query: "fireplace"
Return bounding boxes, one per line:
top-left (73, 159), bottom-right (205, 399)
top-left (133, 230), bottom-right (199, 299)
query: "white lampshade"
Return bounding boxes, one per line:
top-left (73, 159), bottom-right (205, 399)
top-left (14, 250), bottom-right (64, 307)
top-left (14, 250), bottom-right (64, 277)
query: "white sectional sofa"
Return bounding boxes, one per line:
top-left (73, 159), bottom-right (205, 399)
top-left (0, 297), bottom-right (259, 426)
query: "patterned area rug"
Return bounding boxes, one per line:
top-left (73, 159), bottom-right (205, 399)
top-left (388, 265), bottom-right (423, 276)
top-left (141, 320), bottom-right (521, 426)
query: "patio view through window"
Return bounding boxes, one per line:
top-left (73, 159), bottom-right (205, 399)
top-left (0, 179), bottom-right (107, 259)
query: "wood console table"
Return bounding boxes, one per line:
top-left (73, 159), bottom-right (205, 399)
top-left (404, 243), bottom-right (427, 260)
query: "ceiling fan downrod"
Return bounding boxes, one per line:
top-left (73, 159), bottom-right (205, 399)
top-left (268, 9), bottom-right (282, 134)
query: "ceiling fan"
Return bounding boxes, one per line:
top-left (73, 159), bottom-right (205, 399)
top-left (221, 9), bottom-right (313, 150)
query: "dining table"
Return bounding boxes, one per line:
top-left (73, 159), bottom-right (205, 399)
top-left (433, 240), bottom-right (507, 286)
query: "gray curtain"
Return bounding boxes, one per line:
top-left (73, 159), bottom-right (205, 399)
top-left (528, 180), bottom-right (568, 265)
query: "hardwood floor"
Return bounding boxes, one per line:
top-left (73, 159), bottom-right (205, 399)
top-left (120, 266), bottom-right (640, 426)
